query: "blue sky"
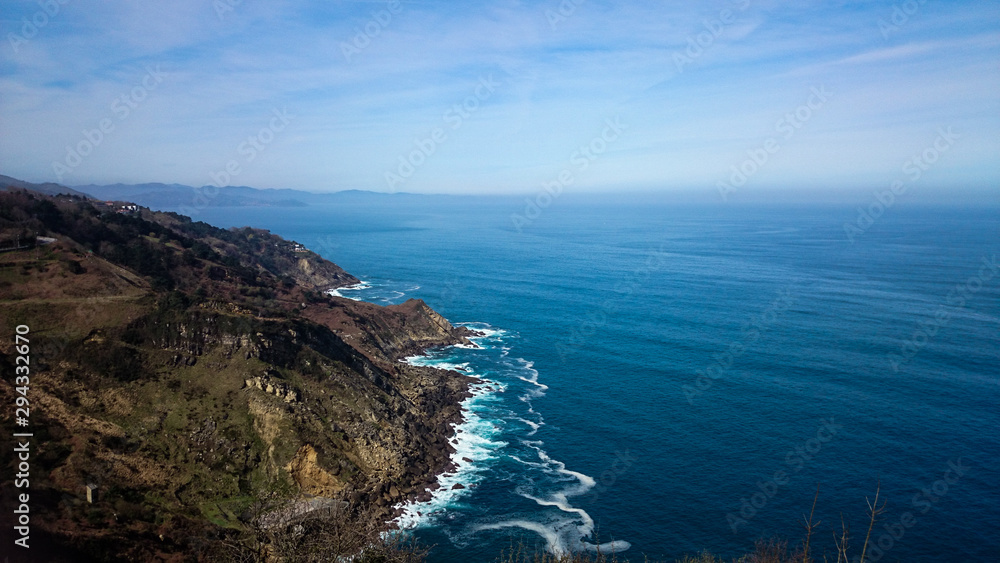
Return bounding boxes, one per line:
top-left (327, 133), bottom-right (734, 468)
top-left (1, 0), bottom-right (998, 195)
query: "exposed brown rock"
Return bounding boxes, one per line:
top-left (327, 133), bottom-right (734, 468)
top-left (285, 444), bottom-right (344, 497)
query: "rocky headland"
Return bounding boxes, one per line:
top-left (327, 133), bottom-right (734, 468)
top-left (0, 181), bottom-right (477, 560)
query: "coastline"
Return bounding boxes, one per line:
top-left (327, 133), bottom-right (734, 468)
top-left (0, 190), bottom-right (496, 559)
top-left (314, 281), bottom-right (488, 525)
top-left (388, 336), bottom-right (488, 517)
top-left (379, 322), bottom-right (633, 557)
top-left (390, 327), bottom-right (506, 531)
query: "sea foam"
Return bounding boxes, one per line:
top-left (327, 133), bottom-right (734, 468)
top-left (326, 280), bottom-right (371, 300)
top-left (401, 323), bottom-right (629, 556)
top-left (393, 354), bottom-right (506, 530)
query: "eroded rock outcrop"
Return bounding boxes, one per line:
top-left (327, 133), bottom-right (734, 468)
top-left (285, 444), bottom-right (344, 497)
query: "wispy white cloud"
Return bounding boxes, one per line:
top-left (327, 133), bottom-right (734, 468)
top-left (0, 0), bottom-right (997, 193)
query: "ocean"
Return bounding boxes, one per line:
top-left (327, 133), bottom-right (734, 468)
top-left (182, 194), bottom-right (999, 562)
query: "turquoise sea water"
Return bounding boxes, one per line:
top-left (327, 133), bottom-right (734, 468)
top-left (186, 195), bottom-right (998, 561)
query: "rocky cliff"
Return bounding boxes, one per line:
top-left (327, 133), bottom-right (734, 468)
top-left (0, 186), bottom-right (475, 560)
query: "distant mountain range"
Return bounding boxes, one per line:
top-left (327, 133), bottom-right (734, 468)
top-left (1, 174), bottom-right (429, 211)
top-left (73, 182), bottom-right (314, 209)
top-left (74, 183), bottom-right (437, 210)
top-left (0, 174), bottom-right (91, 198)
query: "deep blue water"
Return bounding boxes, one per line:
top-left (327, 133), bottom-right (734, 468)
top-left (183, 195), bottom-right (999, 562)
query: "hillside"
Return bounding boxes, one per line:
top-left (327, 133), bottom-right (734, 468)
top-left (1, 174), bottom-right (91, 198)
top-left (0, 188), bottom-right (476, 561)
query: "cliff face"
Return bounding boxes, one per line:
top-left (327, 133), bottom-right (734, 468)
top-left (150, 212), bottom-right (360, 292)
top-left (0, 188), bottom-right (472, 560)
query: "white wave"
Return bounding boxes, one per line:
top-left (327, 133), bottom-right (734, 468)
top-left (516, 364), bottom-right (548, 390)
top-left (588, 539), bottom-right (632, 553)
top-left (515, 358), bottom-right (546, 384)
top-left (401, 353), bottom-right (452, 368)
top-left (395, 351), bottom-right (506, 529)
top-left (509, 454), bottom-right (546, 468)
top-left (424, 361), bottom-right (471, 373)
top-left (531, 445), bottom-right (595, 491)
top-left (405, 357), bottom-right (481, 377)
top-left (499, 441), bottom-right (632, 554)
top-left (393, 381), bottom-right (506, 530)
top-left (475, 519), bottom-right (570, 555)
top-left (520, 492), bottom-right (593, 531)
top-left (326, 280), bottom-right (371, 299)
top-left (516, 417), bottom-right (541, 435)
top-left (458, 322), bottom-right (507, 340)
top-left (520, 389), bottom-right (546, 401)
top-left (510, 358), bottom-right (548, 403)
top-left (396, 322), bottom-right (630, 556)
top-left (474, 515), bottom-right (630, 556)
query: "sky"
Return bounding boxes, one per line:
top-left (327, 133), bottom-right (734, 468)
top-left (1, 0), bottom-right (998, 196)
